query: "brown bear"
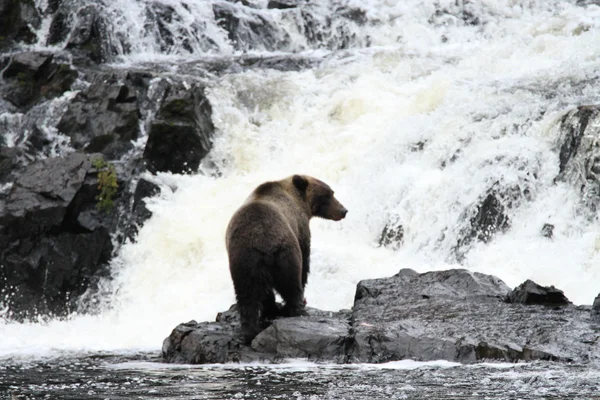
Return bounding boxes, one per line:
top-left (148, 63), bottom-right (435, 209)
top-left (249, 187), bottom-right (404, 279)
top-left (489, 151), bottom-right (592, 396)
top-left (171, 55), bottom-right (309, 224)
top-left (226, 175), bottom-right (348, 344)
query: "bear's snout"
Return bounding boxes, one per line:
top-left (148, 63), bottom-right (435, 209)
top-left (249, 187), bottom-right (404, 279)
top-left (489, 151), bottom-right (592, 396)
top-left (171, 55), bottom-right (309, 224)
top-left (333, 206), bottom-right (348, 221)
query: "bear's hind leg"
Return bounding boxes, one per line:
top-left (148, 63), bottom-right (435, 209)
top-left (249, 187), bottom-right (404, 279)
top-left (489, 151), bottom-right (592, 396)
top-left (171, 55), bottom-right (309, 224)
top-left (237, 297), bottom-right (261, 345)
top-left (272, 253), bottom-right (309, 318)
top-left (260, 290), bottom-right (281, 329)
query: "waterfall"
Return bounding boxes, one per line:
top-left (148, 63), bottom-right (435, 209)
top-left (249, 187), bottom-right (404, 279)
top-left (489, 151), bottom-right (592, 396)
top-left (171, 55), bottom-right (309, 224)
top-left (1, 0), bottom-right (600, 359)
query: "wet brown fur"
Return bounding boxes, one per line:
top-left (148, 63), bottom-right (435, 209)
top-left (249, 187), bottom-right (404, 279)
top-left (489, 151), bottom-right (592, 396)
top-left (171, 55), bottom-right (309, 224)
top-left (226, 175), bottom-right (347, 344)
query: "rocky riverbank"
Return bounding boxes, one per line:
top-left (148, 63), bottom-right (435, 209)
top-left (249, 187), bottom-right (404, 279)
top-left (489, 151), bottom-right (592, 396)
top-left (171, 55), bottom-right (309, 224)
top-left (162, 268), bottom-right (600, 365)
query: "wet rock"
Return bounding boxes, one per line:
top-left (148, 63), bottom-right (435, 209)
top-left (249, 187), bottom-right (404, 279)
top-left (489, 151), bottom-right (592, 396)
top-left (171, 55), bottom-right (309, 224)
top-left (143, 83), bottom-right (214, 174)
top-left (267, 0), bottom-right (301, 9)
top-left (163, 305), bottom-right (351, 364)
top-left (252, 314), bottom-right (350, 362)
top-left (505, 280), bottom-right (570, 307)
top-left (429, 0), bottom-right (480, 28)
top-left (1, 152), bottom-right (91, 237)
top-left (0, 0), bottom-right (41, 48)
top-left (57, 73), bottom-right (141, 160)
top-left (1, 52), bottom-right (78, 108)
top-left (164, 269), bottom-right (599, 365)
top-left (49, 3), bottom-right (115, 64)
top-left (0, 153), bottom-right (116, 319)
top-left (0, 147), bottom-right (23, 184)
top-left (591, 294), bottom-right (600, 321)
top-left (541, 223), bottom-right (554, 239)
top-left (124, 178), bottom-right (161, 241)
top-left (213, 2), bottom-right (289, 52)
top-left (349, 269), bottom-right (594, 363)
top-left (555, 105), bottom-right (600, 212)
top-left (453, 184), bottom-right (523, 259)
top-left (379, 222), bottom-right (403, 250)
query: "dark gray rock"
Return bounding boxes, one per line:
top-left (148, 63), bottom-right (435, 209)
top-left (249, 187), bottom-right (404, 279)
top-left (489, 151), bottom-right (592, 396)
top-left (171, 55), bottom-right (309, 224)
top-left (0, 152), bottom-right (116, 319)
top-left (541, 223), bottom-right (554, 239)
top-left (349, 269), bottom-right (596, 363)
top-left (2, 152), bottom-right (90, 237)
top-left (163, 269), bottom-right (600, 365)
top-left (0, 0), bottom-right (41, 48)
top-left (213, 2), bottom-right (289, 52)
top-left (555, 105), bottom-right (600, 213)
top-left (1, 52), bottom-right (78, 108)
top-left (252, 314), bottom-right (350, 362)
top-left (267, 0), bottom-right (301, 9)
top-left (453, 184), bottom-right (524, 259)
top-left (143, 83), bottom-right (214, 174)
top-left (162, 305), bottom-right (351, 364)
top-left (379, 222), bottom-right (403, 250)
top-left (506, 280), bottom-right (570, 307)
top-left (592, 294), bottom-right (600, 321)
top-left (57, 73), bottom-right (140, 160)
top-left (48, 2), bottom-right (115, 64)
top-left (0, 147), bottom-right (23, 184)
top-left (124, 178), bottom-right (161, 241)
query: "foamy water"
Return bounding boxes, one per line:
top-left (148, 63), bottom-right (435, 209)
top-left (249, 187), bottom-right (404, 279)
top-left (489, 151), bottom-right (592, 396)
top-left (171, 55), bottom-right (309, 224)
top-left (2, 0), bottom-right (600, 360)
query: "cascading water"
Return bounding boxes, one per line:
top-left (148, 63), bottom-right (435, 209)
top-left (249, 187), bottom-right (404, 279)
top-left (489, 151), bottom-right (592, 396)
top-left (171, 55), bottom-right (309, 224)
top-left (2, 0), bottom-right (600, 393)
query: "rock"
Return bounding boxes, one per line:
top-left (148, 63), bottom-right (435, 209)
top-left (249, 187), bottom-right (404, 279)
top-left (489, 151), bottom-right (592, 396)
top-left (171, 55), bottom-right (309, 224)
top-left (1, 152), bottom-right (91, 237)
top-left (0, 0), bottom-right (41, 48)
top-left (0, 147), bottom-right (23, 184)
top-left (143, 83), bottom-right (214, 174)
top-left (252, 313), bottom-right (350, 362)
top-left (591, 294), bottom-right (600, 321)
top-left (555, 105), bottom-right (600, 212)
top-left (162, 305), bottom-right (351, 364)
top-left (49, 3), bottom-right (115, 64)
top-left (213, 2), bottom-right (289, 52)
top-left (1, 52), bottom-right (78, 109)
top-left (379, 222), bottom-right (403, 250)
top-left (541, 223), bottom-right (554, 239)
top-left (57, 73), bottom-right (140, 160)
top-left (124, 178), bottom-right (161, 241)
top-left (267, 0), bottom-right (301, 9)
top-left (164, 269), bottom-right (600, 365)
top-left (0, 152), bottom-right (116, 319)
top-left (349, 269), bottom-right (594, 363)
top-left (453, 184), bottom-right (523, 259)
top-left (506, 280), bottom-right (570, 306)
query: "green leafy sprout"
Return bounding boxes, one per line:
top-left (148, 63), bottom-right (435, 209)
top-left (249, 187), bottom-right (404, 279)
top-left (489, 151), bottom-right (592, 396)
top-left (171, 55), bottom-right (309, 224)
top-left (92, 157), bottom-right (118, 213)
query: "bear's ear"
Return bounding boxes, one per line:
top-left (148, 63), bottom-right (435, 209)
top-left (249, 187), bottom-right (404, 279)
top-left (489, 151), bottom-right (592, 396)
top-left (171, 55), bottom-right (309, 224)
top-left (292, 175), bottom-right (309, 192)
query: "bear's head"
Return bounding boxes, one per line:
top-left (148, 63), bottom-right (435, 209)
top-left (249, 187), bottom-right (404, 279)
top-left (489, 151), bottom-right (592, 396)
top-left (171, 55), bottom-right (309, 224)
top-left (292, 175), bottom-right (348, 221)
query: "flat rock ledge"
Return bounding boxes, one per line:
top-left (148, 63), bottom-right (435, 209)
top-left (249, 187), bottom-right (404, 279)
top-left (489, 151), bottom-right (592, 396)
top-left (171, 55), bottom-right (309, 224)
top-left (162, 269), bottom-right (600, 365)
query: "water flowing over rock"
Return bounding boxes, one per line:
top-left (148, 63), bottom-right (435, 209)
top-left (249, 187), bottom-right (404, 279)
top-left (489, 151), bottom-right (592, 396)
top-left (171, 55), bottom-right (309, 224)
top-left (57, 72), bottom-right (141, 160)
top-left (1, 52), bottom-right (78, 109)
top-left (555, 105), bottom-right (600, 213)
top-left (162, 269), bottom-right (600, 365)
top-left (0, 0), bottom-right (41, 48)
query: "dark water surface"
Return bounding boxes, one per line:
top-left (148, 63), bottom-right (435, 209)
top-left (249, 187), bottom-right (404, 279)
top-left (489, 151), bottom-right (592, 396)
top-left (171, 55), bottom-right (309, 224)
top-left (2, 354), bottom-right (599, 399)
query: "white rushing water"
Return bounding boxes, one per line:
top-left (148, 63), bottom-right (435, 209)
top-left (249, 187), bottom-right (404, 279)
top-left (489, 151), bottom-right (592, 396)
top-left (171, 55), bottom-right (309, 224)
top-left (2, 0), bottom-right (600, 360)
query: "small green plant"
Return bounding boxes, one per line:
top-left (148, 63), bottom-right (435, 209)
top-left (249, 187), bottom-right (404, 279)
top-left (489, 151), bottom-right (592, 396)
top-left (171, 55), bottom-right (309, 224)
top-left (92, 157), bottom-right (118, 213)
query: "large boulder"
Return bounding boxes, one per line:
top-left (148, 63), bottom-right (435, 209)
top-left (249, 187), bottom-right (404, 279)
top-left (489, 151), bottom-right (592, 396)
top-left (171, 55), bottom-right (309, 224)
top-left (57, 73), bottom-right (141, 160)
top-left (0, 0), bottom-right (41, 48)
top-left (350, 269), bottom-right (595, 363)
top-left (163, 269), bottom-right (600, 365)
top-left (1, 52), bottom-right (78, 109)
top-left (143, 83), bottom-right (214, 174)
top-left (162, 305), bottom-right (351, 364)
top-left (0, 153), bottom-right (118, 319)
